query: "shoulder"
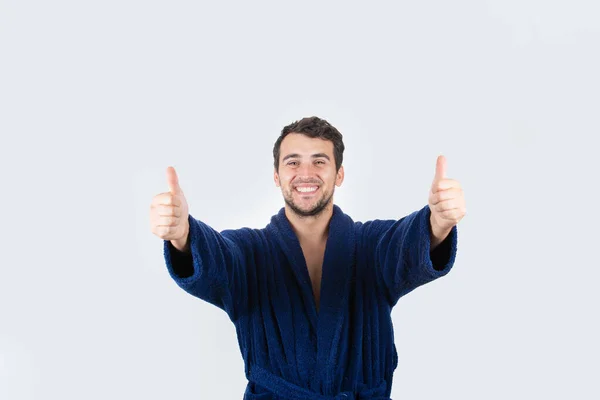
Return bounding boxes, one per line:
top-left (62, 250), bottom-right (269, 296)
top-left (220, 227), bottom-right (269, 252)
top-left (354, 219), bottom-right (397, 237)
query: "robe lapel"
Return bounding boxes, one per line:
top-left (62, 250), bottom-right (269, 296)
top-left (268, 207), bottom-right (319, 332)
top-left (314, 205), bottom-right (356, 392)
top-left (268, 205), bottom-right (356, 393)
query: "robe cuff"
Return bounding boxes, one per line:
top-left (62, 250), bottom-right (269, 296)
top-left (430, 231), bottom-right (453, 271)
top-left (163, 214), bottom-right (201, 284)
top-left (418, 204), bottom-right (458, 277)
top-left (165, 241), bottom-right (194, 277)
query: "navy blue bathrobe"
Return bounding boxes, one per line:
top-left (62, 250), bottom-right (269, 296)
top-left (163, 204), bottom-right (458, 399)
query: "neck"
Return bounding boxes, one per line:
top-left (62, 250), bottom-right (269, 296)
top-left (284, 202), bottom-right (334, 244)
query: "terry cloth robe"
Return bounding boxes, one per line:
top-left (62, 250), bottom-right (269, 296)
top-left (163, 204), bottom-right (458, 400)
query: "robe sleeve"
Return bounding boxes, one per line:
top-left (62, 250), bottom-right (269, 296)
top-left (163, 213), bottom-right (248, 321)
top-left (369, 204), bottom-right (458, 307)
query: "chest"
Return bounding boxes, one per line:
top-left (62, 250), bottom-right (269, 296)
top-left (301, 246), bottom-right (326, 310)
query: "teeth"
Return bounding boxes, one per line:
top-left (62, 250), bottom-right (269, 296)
top-left (296, 186), bottom-right (318, 193)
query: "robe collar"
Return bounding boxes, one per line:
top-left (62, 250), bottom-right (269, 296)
top-left (267, 204), bottom-right (356, 390)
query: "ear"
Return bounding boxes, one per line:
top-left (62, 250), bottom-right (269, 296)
top-left (335, 165), bottom-right (345, 187)
top-left (274, 168), bottom-right (280, 187)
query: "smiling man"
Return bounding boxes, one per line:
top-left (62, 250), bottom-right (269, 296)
top-left (150, 116), bottom-right (465, 399)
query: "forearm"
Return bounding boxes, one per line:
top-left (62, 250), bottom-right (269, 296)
top-left (163, 214), bottom-right (246, 319)
top-left (373, 205), bottom-right (457, 306)
top-left (429, 215), bottom-right (452, 251)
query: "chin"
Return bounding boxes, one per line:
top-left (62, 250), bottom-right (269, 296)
top-left (285, 195), bottom-right (333, 217)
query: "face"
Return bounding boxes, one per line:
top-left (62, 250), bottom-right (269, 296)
top-left (274, 133), bottom-right (344, 217)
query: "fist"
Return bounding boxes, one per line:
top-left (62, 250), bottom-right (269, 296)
top-left (150, 166), bottom-right (190, 245)
top-left (428, 155), bottom-right (466, 232)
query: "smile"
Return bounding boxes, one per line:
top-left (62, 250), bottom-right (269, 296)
top-left (295, 186), bottom-right (319, 194)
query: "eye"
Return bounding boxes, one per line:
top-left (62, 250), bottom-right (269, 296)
top-left (287, 161), bottom-right (298, 166)
top-left (315, 160), bottom-right (325, 165)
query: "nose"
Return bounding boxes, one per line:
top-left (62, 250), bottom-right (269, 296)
top-left (296, 162), bottom-right (318, 178)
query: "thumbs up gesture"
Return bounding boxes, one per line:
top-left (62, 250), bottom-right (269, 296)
top-left (150, 166), bottom-right (190, 251)
top-left (428, 155), bottom-right (466, 235)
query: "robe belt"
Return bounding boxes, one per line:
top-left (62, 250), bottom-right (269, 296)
top-left (249, 365), bottom-right (390, 400)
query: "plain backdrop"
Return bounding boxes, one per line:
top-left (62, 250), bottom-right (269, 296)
top-left (1, 0), bottom-right (598, 399)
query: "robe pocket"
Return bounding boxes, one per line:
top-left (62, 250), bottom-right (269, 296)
top-left (244, 382), bottom-right (273, 399)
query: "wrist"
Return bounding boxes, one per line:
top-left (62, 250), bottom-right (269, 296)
top-left (171, 224), bottom-right (190, 253)
top-left (430, 215), bottom-right (451, 250)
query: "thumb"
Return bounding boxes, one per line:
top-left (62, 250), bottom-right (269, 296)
top-left (433, 155), bottom-right (447, 183)
top-left (166, 166), bottom-right (182, 195)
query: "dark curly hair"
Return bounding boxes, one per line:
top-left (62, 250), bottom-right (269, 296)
top-left (273, 116), bottom-right (345, 172)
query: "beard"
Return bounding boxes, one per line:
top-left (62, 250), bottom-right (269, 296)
top-left (282, 185), bottom-right (334, 218)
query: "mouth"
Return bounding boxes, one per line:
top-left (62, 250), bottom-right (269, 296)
top-left (294, 185), bottom-right (320, 195)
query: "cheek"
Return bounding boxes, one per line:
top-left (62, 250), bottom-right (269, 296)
top-left (280, 178), bottom-right (292, 189)
top-left (282, 174), bottom-right (295, 185)
top-left (328, 172), bottom-right (338, 184)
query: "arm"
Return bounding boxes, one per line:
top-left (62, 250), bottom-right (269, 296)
top-left (370, 204), bottom-right (458, 307)
top-left (163, 213), bottom-right (248, 321)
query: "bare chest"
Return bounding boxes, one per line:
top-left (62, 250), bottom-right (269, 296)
top-left (301, 246), bottom-right (326, 311)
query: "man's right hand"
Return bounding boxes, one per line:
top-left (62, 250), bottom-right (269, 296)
top-left (150, 166), bottom-right (190, 252)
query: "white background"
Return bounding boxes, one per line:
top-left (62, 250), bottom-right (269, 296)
top-left (1, 0), bottom-right (598, 399)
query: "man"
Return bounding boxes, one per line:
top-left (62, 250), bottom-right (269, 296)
top-left (150, 116), bottom-right (466, 399)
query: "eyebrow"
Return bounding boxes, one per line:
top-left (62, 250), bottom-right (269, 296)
top-left (282, 153), bottom-right (331, 163)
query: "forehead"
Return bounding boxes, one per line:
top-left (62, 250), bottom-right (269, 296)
top-left (279, 133), bottom-right (334, 158)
